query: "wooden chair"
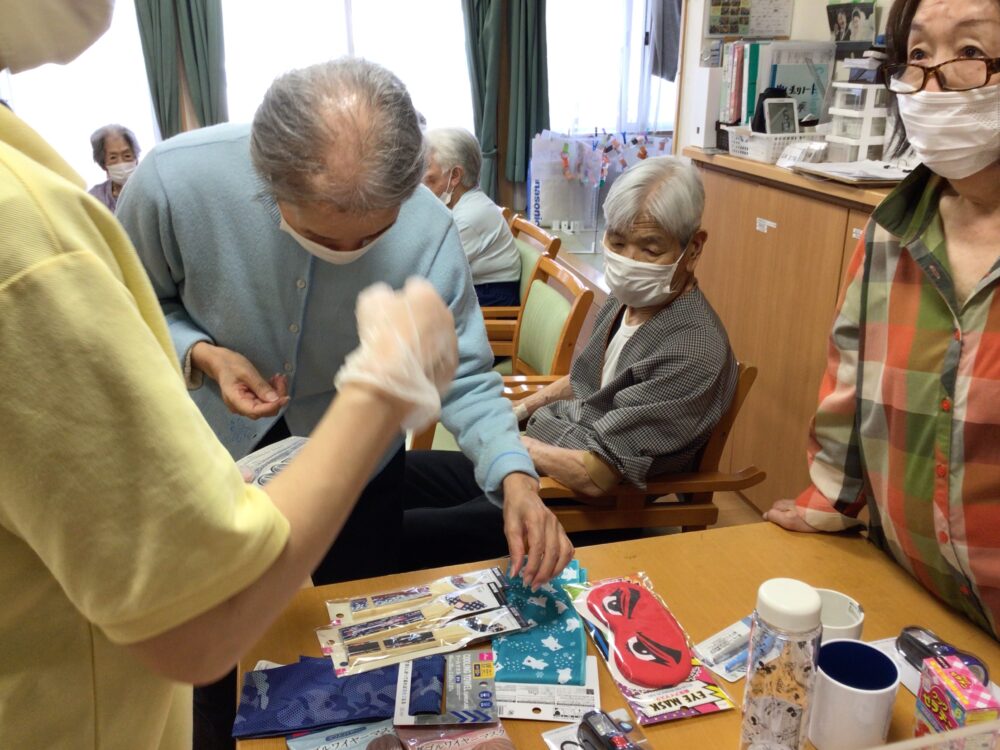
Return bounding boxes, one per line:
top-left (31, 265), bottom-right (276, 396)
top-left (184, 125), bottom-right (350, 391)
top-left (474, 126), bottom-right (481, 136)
top-left (536, 363), bottom-right (765, 534)
top-left (412, 256), bottom-right (593, 450)
top-left (483, 217), bottom-right (562, 356)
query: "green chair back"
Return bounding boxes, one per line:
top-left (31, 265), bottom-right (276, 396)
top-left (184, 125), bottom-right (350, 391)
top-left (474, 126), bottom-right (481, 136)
top-left (516, 279), bottom-right (572, 375)
top-left (515, 239), bottom-right (541, 304)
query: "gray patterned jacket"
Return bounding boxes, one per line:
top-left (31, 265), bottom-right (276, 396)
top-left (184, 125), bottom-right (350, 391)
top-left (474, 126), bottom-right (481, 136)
top-left (526, 289), bottom-right (737, 488)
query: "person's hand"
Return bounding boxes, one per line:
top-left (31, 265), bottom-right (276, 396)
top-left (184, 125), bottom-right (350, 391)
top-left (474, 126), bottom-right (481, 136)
top-left (192, 342), bottom-right (289, 419)
top-left (502, 472), bottom-right (574, 589)
top-left (334, 278), bottom-right (458, 430)
top-left (763, 499), bottom-right (821, 533)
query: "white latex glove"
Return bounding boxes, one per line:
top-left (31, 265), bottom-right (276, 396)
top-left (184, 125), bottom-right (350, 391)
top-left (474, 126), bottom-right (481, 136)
top-left (334, 278), bottom-right (458, 430)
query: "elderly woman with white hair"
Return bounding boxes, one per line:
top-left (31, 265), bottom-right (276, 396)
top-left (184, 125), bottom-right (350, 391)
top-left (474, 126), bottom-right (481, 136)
top-left (404, 156), bottom-right (738, 565)
top-left (424, 127), bottom-right (521, 306)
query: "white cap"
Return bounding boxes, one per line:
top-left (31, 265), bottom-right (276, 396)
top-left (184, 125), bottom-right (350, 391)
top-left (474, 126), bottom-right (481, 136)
top-left (756, 578), bottom-right (822, 633)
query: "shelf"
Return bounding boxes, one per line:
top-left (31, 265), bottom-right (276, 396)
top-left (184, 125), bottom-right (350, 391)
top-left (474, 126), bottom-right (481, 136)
top-left (683, 146), bottom-right (891, 210)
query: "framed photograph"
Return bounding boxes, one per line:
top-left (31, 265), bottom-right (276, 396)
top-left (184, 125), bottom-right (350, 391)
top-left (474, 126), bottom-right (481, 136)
top-left (764, 98), bottom-right (799, 134)
top-left (826, 2), bottom-right (876, 42)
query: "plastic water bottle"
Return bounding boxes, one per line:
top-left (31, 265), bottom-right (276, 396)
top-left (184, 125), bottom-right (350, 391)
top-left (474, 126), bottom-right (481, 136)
top-left (739, 578), bottom-right (823, 750)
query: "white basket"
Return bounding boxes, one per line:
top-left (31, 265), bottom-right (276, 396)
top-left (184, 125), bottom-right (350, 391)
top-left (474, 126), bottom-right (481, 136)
top-left (723, 126), bottom-right (823, 164)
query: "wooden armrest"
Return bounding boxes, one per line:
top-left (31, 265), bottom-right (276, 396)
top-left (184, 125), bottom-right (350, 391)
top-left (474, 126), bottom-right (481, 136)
top-left (409, 421), bottom-right (438, 451)
top-left (482, 306), bottom-right (520, 319)
top-left (644, 466), bottom-right (766, 495)
top-left (485, 319), bottom-right (516, 341)
top-left (502, 375), bottom-right (562, 400)
top-left (537, 466), bottom-right (766, 501)
top-left (538, 476), bottom-right (578, 499)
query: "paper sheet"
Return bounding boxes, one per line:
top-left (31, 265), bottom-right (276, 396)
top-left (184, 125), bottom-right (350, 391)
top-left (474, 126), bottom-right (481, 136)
top-left (495, 656), bottom-right (601, 722)
top-left (793, 160), bottom-right (911, 183)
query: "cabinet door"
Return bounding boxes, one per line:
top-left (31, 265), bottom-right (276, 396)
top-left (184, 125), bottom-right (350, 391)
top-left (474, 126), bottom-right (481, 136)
top-left (695, 167), bottom-right (849, 511)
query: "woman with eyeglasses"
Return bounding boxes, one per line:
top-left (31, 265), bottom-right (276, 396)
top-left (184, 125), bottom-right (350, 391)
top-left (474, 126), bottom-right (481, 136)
top-left (765, 0), bottom-right (1000, 640)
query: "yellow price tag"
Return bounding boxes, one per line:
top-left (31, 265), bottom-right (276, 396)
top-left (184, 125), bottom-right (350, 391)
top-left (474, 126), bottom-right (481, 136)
top-left (474, 662), bottom-right (495, 679)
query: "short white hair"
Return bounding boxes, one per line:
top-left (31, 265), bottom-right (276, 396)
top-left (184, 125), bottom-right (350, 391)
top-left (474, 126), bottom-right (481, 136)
top-left (603, 157), bottom-right (704, 245)
top-left (250, 58), bottom-right (425, 211)
top-left (424, 127), bottom-right (481, 189)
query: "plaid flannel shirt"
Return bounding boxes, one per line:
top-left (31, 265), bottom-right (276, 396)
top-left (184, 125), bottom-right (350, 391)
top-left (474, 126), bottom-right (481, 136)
top-left (796, 166), bottom-right (1000, 637)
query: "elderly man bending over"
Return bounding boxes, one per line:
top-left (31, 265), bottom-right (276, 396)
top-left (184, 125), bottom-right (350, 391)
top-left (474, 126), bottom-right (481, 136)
top-left (118, 58), bottom-right (572, 749)
top-left (423, 127), bottom-right (521, 306)
top-left (403, 157), bottom-right (737, 566)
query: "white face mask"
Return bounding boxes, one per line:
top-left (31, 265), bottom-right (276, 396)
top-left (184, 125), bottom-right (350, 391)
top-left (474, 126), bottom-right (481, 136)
top-left (107, 160), bottom-right (136, 186)
top-left (438, 168), bottom-right (456, 207)
top-left (896, 85), bottom-right (1000, 180)
top-left (279, 215), bottom-right (381, 265)
top-left (0, 0), bottom-right (113, 73)
top-left (602, 240), bottom-right (687, 308)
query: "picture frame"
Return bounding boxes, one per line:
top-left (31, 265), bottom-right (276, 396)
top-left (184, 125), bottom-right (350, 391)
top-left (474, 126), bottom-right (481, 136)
top-left (764, 98), bottom-right (800, 135)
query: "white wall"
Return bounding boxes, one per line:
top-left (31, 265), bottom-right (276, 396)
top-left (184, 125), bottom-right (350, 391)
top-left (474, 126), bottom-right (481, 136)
top-left (675, 0), bottom-right (890, 152)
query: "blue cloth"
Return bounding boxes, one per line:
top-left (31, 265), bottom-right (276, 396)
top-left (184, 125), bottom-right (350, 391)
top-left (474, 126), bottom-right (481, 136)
top-left (116, 123), bottom-right (535, 502)
top-left (493, 561), bottom-right (588, 685)
top-left (232, 656), bottom-right (444, 739)
top-left (474, 281), bottom-right (519, 307)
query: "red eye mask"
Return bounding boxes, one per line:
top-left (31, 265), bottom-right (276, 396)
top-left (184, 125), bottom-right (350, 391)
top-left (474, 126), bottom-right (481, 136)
top-left (586, 581), bottom-right (691, 688)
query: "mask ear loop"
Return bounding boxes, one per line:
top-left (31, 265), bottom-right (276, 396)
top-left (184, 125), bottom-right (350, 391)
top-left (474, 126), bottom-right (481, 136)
top-left (439, 168), bottom-right (457, 206)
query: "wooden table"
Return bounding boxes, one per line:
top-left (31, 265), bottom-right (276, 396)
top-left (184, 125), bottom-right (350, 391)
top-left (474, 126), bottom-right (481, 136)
top-left (237, 524), bottom-right (1000, 749)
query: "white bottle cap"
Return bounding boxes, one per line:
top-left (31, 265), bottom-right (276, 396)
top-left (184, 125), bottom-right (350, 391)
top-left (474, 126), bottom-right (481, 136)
top-left (756, 578), bottom-right (822, 633)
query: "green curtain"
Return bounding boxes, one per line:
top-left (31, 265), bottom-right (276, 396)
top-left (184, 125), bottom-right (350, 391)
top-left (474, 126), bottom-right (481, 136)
top-left (462, 0), bottom-right (502, 200)
top-left (176, 0), bottom-right (229, 127)
top-left (505, 0), bottom-right (550, 183)
top-left (135, 0), bottom-right (228, 139)
top-left (134, 0), bottom-right (181, 138)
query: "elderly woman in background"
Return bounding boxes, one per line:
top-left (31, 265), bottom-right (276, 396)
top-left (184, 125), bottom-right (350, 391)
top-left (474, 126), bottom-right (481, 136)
top-left (404, 156), bottom-right (738, 568)
top-left (88, 123), bottom-right (139, 212)
top-left (423, 127), bottom-right (521, 306)
top-left (766, 0), bottom-right (1000, 638)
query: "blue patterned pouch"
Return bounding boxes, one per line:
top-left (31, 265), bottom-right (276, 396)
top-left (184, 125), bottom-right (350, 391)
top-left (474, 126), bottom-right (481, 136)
top-left (493, 561), bottom-right (588, 685)
top-left (232, 655), bottom-right (444, 739)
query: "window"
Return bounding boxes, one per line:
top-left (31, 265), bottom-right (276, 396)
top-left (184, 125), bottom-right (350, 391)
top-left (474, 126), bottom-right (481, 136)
top-left (0, 1), bottom-right (157, 187)
top-left (222, 0), bottom-right (350, 124)
top-left (222, 0), bottom-right (473, 131)
top-left (546, 0), bottom-right (678, 135)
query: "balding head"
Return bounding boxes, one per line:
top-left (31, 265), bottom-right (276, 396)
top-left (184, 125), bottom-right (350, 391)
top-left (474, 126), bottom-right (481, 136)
top-left (250, 58), bottom-right (426, 211)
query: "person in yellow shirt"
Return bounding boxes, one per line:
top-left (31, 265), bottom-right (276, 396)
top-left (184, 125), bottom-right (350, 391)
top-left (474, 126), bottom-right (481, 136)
top-left (0, 2), bottom-right (458, 748)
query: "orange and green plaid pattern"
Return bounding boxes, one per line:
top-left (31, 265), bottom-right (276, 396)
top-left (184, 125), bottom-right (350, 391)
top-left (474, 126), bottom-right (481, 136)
top-left (796, 166), bottom-right (1000, 638)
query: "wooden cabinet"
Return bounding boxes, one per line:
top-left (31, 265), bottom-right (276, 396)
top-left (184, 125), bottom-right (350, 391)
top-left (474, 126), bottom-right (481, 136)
top-left (685, 149), bottom-right (882, 511)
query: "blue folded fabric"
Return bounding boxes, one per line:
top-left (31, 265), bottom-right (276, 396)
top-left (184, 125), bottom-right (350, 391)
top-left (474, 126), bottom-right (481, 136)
top-left (232, 655), bottom-right (444, 739)
top-left (493, 561), bottom-right (588, 686)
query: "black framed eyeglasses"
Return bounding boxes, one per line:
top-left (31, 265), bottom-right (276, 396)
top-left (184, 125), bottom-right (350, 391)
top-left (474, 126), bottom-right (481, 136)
top-left (883, 57), bottom-right (1000, 94)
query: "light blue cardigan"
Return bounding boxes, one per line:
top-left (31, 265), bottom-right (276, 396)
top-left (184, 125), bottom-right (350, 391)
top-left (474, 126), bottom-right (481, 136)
top-left (116, 123), bottom-right (535, 501)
